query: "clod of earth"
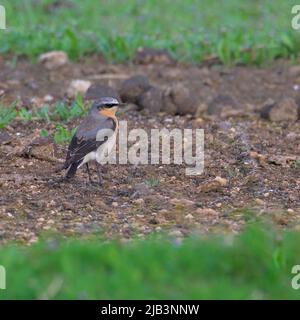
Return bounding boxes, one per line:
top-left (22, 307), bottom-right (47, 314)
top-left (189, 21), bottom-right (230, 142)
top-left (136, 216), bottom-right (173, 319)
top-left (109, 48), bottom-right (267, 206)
top-left (260, 97), bottom-right (299, 122)
top-left (133, 47), bottom-right (174, 65)
top-left (207, 94), bottom-right (238, 116)
top-left (120, 75), bottom-right (151, 105)
top-left (138, 87), bottom-right (163, 113)
top-left (161, 83), bottom-right (198, 115)
top-left (85, 84), bottom-right (120, 101)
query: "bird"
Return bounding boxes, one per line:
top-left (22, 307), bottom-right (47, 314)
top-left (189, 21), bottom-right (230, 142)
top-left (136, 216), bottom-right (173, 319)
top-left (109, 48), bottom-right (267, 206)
top-left (62, 97), bottom-right (120, 184)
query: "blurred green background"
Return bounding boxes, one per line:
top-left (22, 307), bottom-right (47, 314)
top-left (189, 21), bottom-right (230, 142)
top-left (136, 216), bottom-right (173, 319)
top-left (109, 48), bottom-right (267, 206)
top-left (1, 0), bottom-right (299, 63)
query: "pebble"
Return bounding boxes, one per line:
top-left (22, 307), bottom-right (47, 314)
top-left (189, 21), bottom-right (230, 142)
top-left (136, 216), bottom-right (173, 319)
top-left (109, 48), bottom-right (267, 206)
top-left (38, 51), bottom-right (69, 69)
top-left (255, 199), bottom-right (265, 206)
top-left (170, 198), bottom-right (195, 206)
top-left (196, 208), bottom-right (219, 217)
top-left (67, 79), bottom-right (92, 98)
top-left (43, 94), bottom-right (54, 103)
top-left (214, 176), bottom-right (228, 186)
top-left (169, 230), bottom-right (183, 237)
top-left (133, 198), bottom-right (145, 205)
top-left (185, 214), bottom-right (194, 220)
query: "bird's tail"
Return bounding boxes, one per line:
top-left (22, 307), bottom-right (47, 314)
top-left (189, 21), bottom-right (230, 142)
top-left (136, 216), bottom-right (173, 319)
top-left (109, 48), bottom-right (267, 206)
top-left (65, 162), bottom-right (79, 179)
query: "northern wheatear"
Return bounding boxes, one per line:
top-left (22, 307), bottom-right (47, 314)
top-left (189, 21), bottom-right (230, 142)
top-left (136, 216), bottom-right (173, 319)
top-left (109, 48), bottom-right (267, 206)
top-left (62, 97), bottom-right (120, 184)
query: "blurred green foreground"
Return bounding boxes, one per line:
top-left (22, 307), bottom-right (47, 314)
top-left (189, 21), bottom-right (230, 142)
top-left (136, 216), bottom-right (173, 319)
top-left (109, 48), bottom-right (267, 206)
top-left (0, 225), bottom-right (300, 299)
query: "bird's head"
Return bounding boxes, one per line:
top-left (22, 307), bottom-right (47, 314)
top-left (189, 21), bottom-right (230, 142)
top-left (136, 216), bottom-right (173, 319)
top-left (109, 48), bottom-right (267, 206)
top-left (91, 97), bottom-right (121, 117)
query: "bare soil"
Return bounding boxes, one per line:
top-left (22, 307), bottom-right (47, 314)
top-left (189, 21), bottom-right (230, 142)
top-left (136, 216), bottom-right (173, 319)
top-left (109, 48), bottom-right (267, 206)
top-left (1, 56), bottom-right (300, 244)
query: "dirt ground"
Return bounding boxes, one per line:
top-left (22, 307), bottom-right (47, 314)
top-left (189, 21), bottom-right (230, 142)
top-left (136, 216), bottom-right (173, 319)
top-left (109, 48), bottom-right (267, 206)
top-left (0, 55), bottom-right (300, 244)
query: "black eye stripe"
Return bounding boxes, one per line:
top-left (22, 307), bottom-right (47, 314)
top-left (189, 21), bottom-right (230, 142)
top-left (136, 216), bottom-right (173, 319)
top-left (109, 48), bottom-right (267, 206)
top-left (96, 103), bottom-right (118, 109)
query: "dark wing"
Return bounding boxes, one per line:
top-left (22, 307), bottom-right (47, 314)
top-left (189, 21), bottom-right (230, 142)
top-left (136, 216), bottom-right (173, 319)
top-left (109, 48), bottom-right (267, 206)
top-left (63, 115), bottom-right (116, 169)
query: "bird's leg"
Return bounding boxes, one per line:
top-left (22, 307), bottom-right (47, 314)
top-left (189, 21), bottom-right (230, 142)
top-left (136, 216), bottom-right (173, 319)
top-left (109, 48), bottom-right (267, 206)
top-left (95, 162), bottom-right (102, 186)
top-left (86, 163), bottom-right (94, 184)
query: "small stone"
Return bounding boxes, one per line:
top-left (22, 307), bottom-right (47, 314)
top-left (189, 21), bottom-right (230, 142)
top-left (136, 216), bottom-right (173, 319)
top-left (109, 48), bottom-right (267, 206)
top-left (43, 95), bottom-right (54, 103)
top-left (6, 212), bottom-right (14, 219)
top-left (133, 198), bottom-right (145, 205)
top-left (196, 208), bottom-right (219, 217)
top-left (28, 237), bottom-right (38, 244)
top-left (287, 132), bottom-right (299, 141)
top-left (198, 176), bottom-right (227, 192)
top-left (255, 198), bottom-right (265, 205)
top-left (67, 80), bottom-right (92, 98)
top-left (169, 230), bottom-right (183, 237)
top-left (38, 51), bottom-right (69, 69)
top-left (185, 214), bottom-right (194, 220)
top-left (112, 202), bottom-right (118, 207)
top-left (62, 202), bottom-right (73, 210)
top-left (214, 176), bottom-right (228, 186)
top-left (159, 209), bottom-right (168, 214)
top-left (287, 208), bottom-right (295, 213)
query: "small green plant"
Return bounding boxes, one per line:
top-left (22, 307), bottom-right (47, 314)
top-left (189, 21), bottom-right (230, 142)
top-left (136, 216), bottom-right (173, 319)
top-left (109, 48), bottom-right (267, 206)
top-left (34, 105), bottom-right (51, 123)
top-left (0, 102), bottom-right (17, 128)
top-left (40, 129), bottom-right (49, 138)
top-left (53, 97), bottom-right (87, 121)
top-left (293, 160), bottom-right (300, 169)
top-left (53, 101), bottom-right (70, 121)
top-left (18, 108), bottom-right (33, 121)
top-left (54, 124), bottom-right (76, 145)
top-left (70, 95), bottom-right (87, 118)
top-left (145, 177), bottom-right (160, 187)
